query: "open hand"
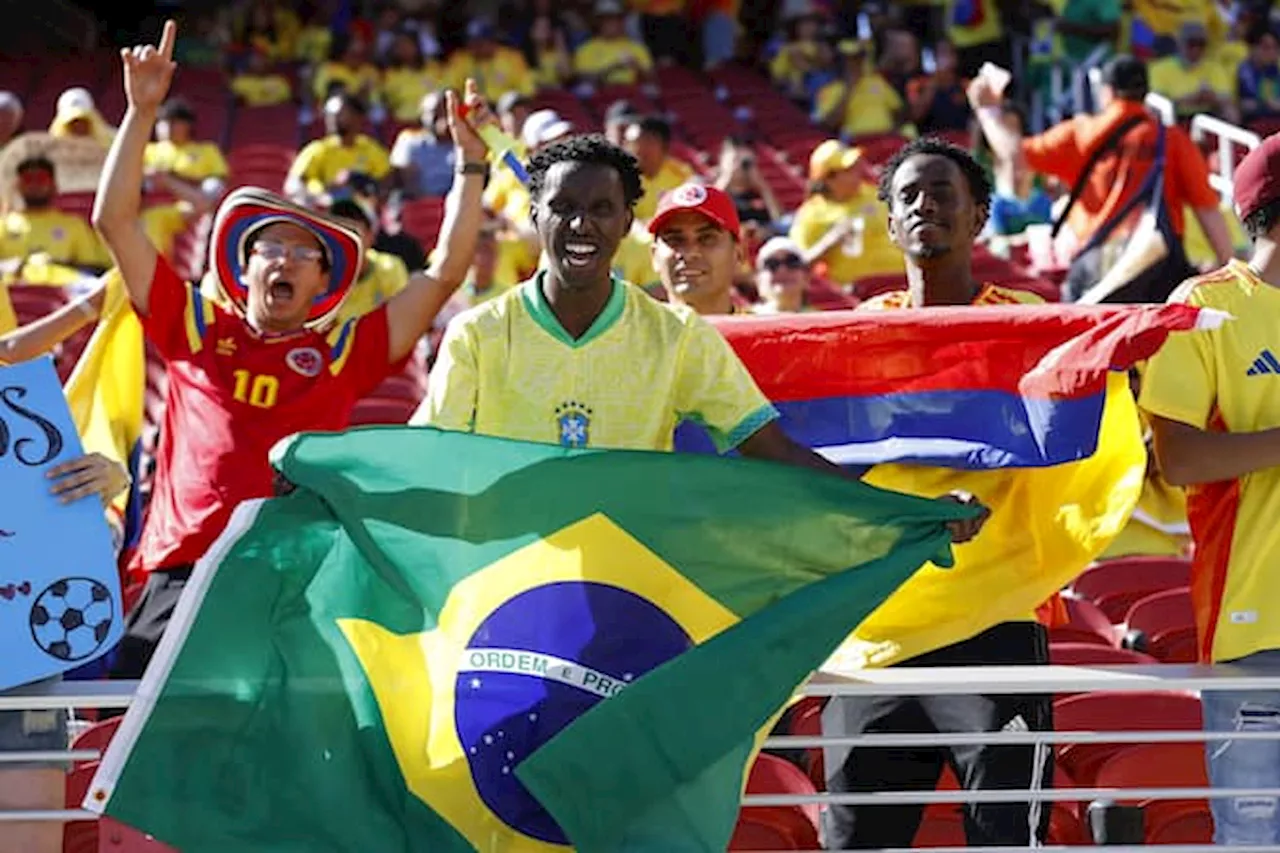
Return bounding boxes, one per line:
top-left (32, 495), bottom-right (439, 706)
top-left (937, 491), bottom-right (990, 544)
top-left (48, 453), bottom-right (130, 507)
top-left (966, 76), bottom-right (1001, 110)
top-left (122, 19), bottom-right (177, 112)
top-left (447, 79), bottom-right (491, 166)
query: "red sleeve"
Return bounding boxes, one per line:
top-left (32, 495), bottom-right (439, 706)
top-left (1169, 129), bottom-right (1220, 210)
top-left (136, 254), bottom-right (216, 361)
top-left (329, 304), bottom-right (395, 400)
top-left (1022, 118), bottom-right (1084, 182)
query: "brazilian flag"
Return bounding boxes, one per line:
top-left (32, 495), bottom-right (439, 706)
top-left (85, 428), bottom-right (972, 852)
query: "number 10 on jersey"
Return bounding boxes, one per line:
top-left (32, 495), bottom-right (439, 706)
top-left (232, 370), bottom-right (279, 409)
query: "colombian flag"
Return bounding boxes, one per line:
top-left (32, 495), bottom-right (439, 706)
top-left (684, 303), bottom-right (1221, 667)
top-left (85, 428), bottom-right (974, 852)
top-left (64, 270), bottom-right (145, 539)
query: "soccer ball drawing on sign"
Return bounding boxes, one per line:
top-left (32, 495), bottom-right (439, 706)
top-left (29, 578), bottom-right (114, 662)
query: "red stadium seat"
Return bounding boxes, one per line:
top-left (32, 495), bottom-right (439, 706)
top-left (782, 696), bottom-right (827, 790)
top-left (349, 397), bottom-right (415, 426)
top-left (400, 197), bottom-right (447, 247)
top-left (1125, 587), bottom-right (1197, 664)
top-left (1143, 800), bottom-right (1213, 844)
top-left (1049, 642), bottom-right (1157, 667)
top-left (98, 816), bottom-right (178, 851)
top-left (1071, 557), bottom-right (1192, 623)
top-left (64, 763), bottom-right (99, 853)
top-left (1093, 742), bottom-right (1209, 817)
top-left (10, 285), bottom-right (69, 326)
top-left (70, 717), bottom-right (122, 768)
top-left (1051, 594), bottom-right (1119, 647)
top-left (730, 754), bottom-right (821, 851)
top-left (1053, 691), bottom-right (1202, 784)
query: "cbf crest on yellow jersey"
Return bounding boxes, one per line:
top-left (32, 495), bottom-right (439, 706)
top-left (411, 273), bottom-right (779, 452)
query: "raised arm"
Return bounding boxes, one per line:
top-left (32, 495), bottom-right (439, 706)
top-left (384, 82), bottom-right (489, 364)
top-left (0, 280), bottom-right (104, 364)
top-left (91, 20), bottom-right (177, 316)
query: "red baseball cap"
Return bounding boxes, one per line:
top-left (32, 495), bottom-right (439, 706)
top-left (648, 183), bottom-right (741, 238)
top-left (1234, 132), bottom-right (1280, 223)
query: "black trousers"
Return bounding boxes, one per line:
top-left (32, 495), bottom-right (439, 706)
top-left (821, 621), bottom-right (1054, 849)
top-left (108, 565), bottom-right (193, 681)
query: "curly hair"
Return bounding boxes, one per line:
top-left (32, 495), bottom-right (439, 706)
top-left (527, 134), bottom-right (645, 209)
top-left (876, 136), bottom-right (993, 220)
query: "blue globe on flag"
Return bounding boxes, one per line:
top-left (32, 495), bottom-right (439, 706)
top-left (29, 578), bottom-right (114, 662)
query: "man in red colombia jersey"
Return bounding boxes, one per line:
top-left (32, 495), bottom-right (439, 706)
top-left (93, 21), bottom-right (490, 679)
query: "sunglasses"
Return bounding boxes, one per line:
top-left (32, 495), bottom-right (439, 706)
top-left (253, 240), bottom-right (325, 264)
top-left (762, 254), bottom-right (804, 272)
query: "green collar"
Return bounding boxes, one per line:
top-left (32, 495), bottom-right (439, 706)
top-left (520, 270), bottom-right (626, 348)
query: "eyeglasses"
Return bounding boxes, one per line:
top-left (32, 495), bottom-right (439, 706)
top-left (252, 240), bottom-right (325, 264)
top-left (762, 255), bottom-right (804, 272)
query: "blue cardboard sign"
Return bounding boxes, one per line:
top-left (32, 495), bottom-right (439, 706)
top-left (0, 357), bottom-right (121, 691)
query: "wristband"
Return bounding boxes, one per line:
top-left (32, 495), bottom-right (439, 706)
top-left (457, 161), bottom-right (490, 178)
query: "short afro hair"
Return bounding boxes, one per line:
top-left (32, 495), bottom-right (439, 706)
top-left (527, 134), bottom-right (644, 209)
top-left (877, 136), bottom-right (994, 221)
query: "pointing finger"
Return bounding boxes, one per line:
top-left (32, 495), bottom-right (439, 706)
top-left (158, 19), bottom-right (177, 60)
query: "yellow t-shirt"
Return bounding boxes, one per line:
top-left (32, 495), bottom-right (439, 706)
top-left (144, 140), bottom-right (229, 182)
top-left (142, 204), bottom-right (191, 260)
top-left (532, 47), bottom-right (570, 89)
top-left (0, 209), bottom-right (108, 269)
top-left (815, 73), bottom-right (903, 139)
top-left (1149, 56), bottom-right (1236, 112)
top-left (858, 281), bottom-right (1043, 310)
top-left (294, 26), bottom-right (332, 64)
top-left (230, 74), bottom-right (293, 107)
top-left (789, 186), bottom-right (903, 285)
top-left (444, 47), bottom-right (534, 101)
top-left (288, 134), bottom-right (391, 195)
top-left (573, 38), bottom-right (654, 85)
top-left (1139, 260), bottom-right (1280, 663)
top-left (336, 248), bottom-right (410, 324)
top-left (1099, 473), bottom-right (1190, 559)
top-left (635, 158), bottom-right (697, 223)
top-left (769, 42), bottom-right (824, 93)
top-left (312, 62), bottom-right (382, 102)
top-left (410, 273), bottom-right (777, 451)
top-left (612, 229), bottom-right (657, 289)
top-left (484, 165), bottom-right (532, 224)
top-left (382, 63), bottom-right (446, 123)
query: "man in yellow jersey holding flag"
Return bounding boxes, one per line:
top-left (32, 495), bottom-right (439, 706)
top-left (819, 136), bottom-right (1148, 850)
top-left (1141, 132), bottom-right (1280, 846)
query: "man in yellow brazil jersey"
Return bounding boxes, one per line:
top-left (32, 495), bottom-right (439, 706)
top-left (409, 134), bottom-right (987, 536)
top-left (823, 136), bottom-right (1055, 851)
top-left (1141, 132), bottom-right (1280, 846)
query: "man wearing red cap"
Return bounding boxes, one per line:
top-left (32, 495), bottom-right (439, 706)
top-left (647, 182), bottom-right (750, 316)
top-left (410, 134), bottom-right (984, 545)
top-left (90, 22), bottom-right (489, 681)
top-left (1141, 132), bottom-right (1280, 846)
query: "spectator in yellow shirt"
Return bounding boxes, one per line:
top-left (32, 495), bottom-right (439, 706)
top-left (788, 140), bottom-right (903, 286)
top-left (573, 0), bottom-right (657, 87)
top-left (285, 93), bottom-right (391, 206)
top-left (0, 156), bottom-right (108, 271)
top-left (1149, 21), bottom-right (1239, 122)
top-left (526, 12), bottom-right (572, 89)
top-left (624, 115), bottom-right (697, 222)
top-left (48, 88), bottom-right (114, 148)
top-left (312, 33), bottom-right (381, 107)
top-left (381, 30), bottom-right (446, 123)
top-left (769, 9), bottom-right (832, 101)
top-left (328, 198), bottom-right (410, 322)
top-left (230, 46), bottom-right (294, 107)
top-left (445, 19), bottom-right (535, 102)
top-left (144, 98), bottom-right (228, 183)
top-left (814, 40), bottom-right (909, 140)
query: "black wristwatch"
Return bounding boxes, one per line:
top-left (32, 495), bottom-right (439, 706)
top-left (457, 161), bottom-right (490, 178)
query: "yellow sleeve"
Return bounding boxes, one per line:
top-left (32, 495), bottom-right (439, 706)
top-left (631, 43), bottom-right (654, 72)
top-left (1138, 287), bottom-right (1215, 429)
top-left (1148, 59), bottom-right (1175, 95)
top-left (367, 142), bottom-right (392, 180)
top-left (379, 254), bottom-right (409, 301)
top-left (769, 49), bottom-right (792, 83)
top-left (288, 140), bottom-right (324, 183)
top-left (673, 315), bottom-right (778, 452)
top-left (410, 318), bottom-right (478, 431)
top-left (142, 143), bottom-right (163, 173)
top-left (203, 144), bottom-right (230, 179)
top-left (815, 81), bottom-right (844, 119)
top-left (788, 203), bottom-right (822, 250)
top-left (71, 219), bottom-right (110, 268)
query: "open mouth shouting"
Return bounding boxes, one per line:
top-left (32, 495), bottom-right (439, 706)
top-left (266, 273), bottom-right (297, 306)
top-left (562, 241), bottom-right (601, 269)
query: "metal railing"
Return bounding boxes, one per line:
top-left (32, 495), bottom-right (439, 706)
top-left (1190, 113), bottom-right (1262, 204)
top-left (6, 663), bottom-right (1280, 850)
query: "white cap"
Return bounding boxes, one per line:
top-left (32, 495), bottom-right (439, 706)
top-left (755, 236), bottom-right (805, 269)
top-left (57, 87), bottom-right (95, 114)
top-left (522, 109), bottom-right (574, 149)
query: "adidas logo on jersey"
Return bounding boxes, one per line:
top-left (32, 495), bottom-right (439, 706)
top-left (1247, 349), bottom-right (1280, 376)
